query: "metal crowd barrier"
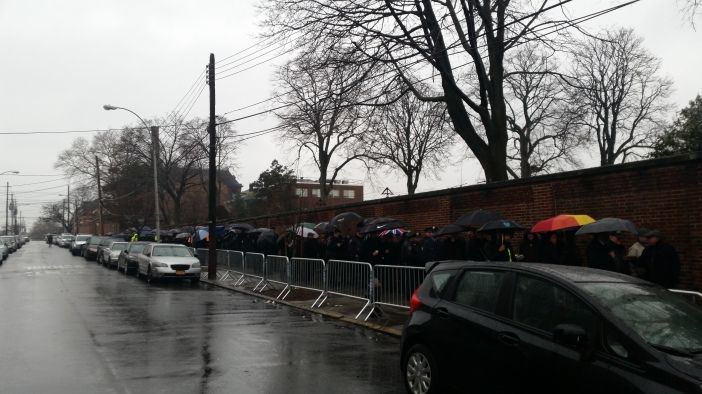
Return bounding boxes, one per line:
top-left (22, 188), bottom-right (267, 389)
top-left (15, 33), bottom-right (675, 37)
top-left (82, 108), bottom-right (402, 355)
top-left (236, 252), bottom-right (265, 290)
top-left (669, 289), bottom-right (702, 305)
top-left (280, 258), bottom-right (326, 307)
top-left (320, 260), bottom-right (374, 320)
top-left (373, 265), bottom-right (426, 310)
top-left (221, 250), bottom-right (245, 282)
top-left (262, 255), bottom-right (289, 293)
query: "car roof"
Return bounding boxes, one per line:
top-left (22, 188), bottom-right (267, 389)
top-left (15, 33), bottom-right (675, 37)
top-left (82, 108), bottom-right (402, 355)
top-left (428, 261), bottom-right (648, 285)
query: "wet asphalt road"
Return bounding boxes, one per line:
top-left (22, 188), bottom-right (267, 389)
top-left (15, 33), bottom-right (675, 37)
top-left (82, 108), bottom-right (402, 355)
top-left (0, 243), bottom-right (404, 393)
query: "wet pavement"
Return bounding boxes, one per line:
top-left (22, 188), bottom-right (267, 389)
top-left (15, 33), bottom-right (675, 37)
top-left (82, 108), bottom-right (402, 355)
top-left (0, 243), bottom-right (404, 393)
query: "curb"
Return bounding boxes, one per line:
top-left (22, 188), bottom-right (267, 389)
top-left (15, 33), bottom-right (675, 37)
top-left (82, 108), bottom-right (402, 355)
top-left (202, 278), bottom-right (403, 338)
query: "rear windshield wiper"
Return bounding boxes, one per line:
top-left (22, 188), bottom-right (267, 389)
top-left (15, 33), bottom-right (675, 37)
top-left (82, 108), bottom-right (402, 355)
top-left (649, 343), bottom-right (693, 357)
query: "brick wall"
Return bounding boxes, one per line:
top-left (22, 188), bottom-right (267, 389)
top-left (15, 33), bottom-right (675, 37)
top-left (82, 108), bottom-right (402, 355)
top-left (224, 155), bottom-right (702, 290)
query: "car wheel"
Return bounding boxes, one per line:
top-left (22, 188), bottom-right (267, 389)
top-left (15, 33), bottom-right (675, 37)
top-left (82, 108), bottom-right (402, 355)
top-left (404, 344), bottom-right (438, 394)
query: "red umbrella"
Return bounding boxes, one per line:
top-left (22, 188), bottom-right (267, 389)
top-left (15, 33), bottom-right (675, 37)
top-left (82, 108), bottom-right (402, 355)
top-left (531, 214), bottom-right (595, 233)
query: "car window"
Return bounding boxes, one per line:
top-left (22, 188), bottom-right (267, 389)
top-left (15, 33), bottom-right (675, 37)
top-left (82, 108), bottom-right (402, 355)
top-left (152, 246), bottom-right (193, 257)
top-left (452, 270), bottom-right (506, 313)
top-left (130, 244), bottom-right (146, 254)
top-left (431, 271), bottom-right (452, 295)
top-left (581, 283), bottom-right (702, 354)
top-left (111, 243), bottom-right (127, 251)
top-left (513, 275), bottom-right (597, 336)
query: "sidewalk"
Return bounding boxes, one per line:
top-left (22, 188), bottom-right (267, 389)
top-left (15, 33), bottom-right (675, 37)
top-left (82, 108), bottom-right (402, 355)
top-left (201, 274), bottom-right (408, 337)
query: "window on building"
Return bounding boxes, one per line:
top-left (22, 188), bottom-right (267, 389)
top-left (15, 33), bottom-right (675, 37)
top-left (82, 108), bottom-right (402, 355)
top-left (330, 189), bottom-right (340, 198)
top-left (343, 189), bottom-right (356, 199)
top-left (295, 188), bottom-right (308, 197)
top-left (311, 188), bottom-right (321, 197)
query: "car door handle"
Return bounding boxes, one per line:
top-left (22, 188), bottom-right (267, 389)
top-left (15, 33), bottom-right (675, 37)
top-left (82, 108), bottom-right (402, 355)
top-left (435, 307), bottom-right (451, 318)
top-left (498, 332), bottom-right (521, 346)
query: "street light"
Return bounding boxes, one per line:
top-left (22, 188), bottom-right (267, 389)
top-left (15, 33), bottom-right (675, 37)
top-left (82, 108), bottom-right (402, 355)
top-left (103, 104), bottom-right (161, 242)
top-left (1, 171), bottom-right (19, 235)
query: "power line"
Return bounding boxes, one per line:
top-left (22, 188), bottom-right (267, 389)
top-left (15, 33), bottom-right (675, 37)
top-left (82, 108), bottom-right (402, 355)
top-left (215, 1), bottom-right (636, 125)
top-left (216, 46), bottom-right (298, 81)
top-left (215, 35), bottom-right (278, 65)
top-left (11, 177), bottom-right (71, 187)
top-left (165, 69), bottom-right (206, 124)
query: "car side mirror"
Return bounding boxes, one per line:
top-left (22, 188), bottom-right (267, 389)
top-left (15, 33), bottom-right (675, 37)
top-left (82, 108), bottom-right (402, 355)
top-left (553, 324), bottom-right (588, 348)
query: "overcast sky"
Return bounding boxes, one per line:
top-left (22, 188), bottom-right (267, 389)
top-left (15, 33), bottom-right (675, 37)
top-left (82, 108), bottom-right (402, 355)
top-left (0, 0), bottom-right (699, 229)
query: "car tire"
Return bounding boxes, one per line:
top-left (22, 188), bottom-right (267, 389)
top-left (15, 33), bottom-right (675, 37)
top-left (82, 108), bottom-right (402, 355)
top-left (403, 344), bottom-right (439, 394)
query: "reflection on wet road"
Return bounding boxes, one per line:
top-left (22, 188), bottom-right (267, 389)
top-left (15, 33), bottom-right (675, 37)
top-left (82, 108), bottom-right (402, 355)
top-left (0, 243), bottom-right (403, 393)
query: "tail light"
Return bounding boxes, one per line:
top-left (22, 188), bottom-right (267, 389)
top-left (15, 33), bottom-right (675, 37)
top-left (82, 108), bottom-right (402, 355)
top-left (409, 287), bottom-right (421, 314)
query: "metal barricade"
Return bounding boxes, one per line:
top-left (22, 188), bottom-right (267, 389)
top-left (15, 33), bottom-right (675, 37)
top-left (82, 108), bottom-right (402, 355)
top-left (261, 255), bottom-right (289, 294)
top-left (236, 252), bottom-right (265, 289)
top-left (670, 289), bottom-right (702, 305)
top-left (221, 250), bottom-right (245, 282)
top-left (372, 265), bottom-right (426, 310)
top-left (280, 258), bottom-right (326, 307)
top-left (320, 260), bottom-right (373, 320)
top-left (196, 248), bottom-right (208, 265)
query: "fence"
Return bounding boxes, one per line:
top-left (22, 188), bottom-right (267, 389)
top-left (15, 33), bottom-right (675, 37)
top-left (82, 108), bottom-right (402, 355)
top-left (373, 265), bottom-right (426, 310)
top-left (321, 260), bottom-right (374, 319)
top-left (262, 255), bottom-right (289, 293)
top-left (280, 258), bottom-right (327, 307)
top-left (222, 250), bottom-right (245, 282)
top-left (669, 289), bottom-right (702, 305)
top-left (237, 252), bottom-right (265, 290)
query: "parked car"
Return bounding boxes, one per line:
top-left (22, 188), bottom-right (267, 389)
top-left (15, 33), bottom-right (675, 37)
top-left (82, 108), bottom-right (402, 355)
top-left (99, 241), bottom-right (128, 269)
top-left (70, 234), bottom-right (91, 256)
top-left (136, 244), bottom-right (201, 283)
top-left (96, 238), bottom-right (122, 265)
top-left (1, 236), bottom-right (18, 252)
top-left (117, 241), bottom-right (150, 275)
top-left (57, 234), bottom-right (74, 248)
top-left (400, 261), bottom-right (702, 394)
top-left (83, 236), bottom-right (106, 261)
top-left (0, 243), bottom-right (8, 261)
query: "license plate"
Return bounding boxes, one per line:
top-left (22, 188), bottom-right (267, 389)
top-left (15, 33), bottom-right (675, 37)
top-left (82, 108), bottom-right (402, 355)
top-left (175, 270), bottom-right (185, 276)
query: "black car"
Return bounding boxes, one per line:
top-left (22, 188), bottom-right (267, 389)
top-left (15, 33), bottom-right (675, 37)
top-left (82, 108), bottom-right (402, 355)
top-left (83, 236), bottom-right (107, 261)
top-left (117, 241), bottom-right (150, 275)
top-left (400, 261), bottom-right (702, 394)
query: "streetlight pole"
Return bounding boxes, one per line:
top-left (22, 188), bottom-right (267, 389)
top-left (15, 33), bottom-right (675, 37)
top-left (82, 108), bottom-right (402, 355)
top-left (1, 171), bottom-right (19, 235)
top-left (103, 105), bottom-right (160, 242)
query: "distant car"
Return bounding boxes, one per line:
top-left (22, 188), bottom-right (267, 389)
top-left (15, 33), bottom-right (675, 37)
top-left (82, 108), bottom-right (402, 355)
top-left (96, 238), bottom-right (121, 265)
top-left (58, 235), bottom-right (74, 248)
top-left (100, 241), bottom-right (128, 269)
top-left (136, 244), bottom-right (201, 283)
top-left (400, 261), bottom-right (702, 394)
top-left (0, 243), bottom-right (8, 261)
top-left (117, 241), bottom-right (150, 275)
top-left (83, 236), bottom-right (106, 261)
top-left (70, 234), bottom-right (91, 256)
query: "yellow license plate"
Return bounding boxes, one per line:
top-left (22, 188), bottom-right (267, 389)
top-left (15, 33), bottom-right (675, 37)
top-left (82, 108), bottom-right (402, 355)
top-left (175, 270), bottom-right (185, 276)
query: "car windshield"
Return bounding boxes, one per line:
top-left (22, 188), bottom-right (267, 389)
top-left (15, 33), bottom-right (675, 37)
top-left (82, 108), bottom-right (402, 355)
top-left (75, 235), bottom-right (90, 241)
top-left (63, 236), bottom-right (75, 241)
top-left (111, 243), bottom-right (127, 251)
top-left (129, 244), bottom-right (146, 254)
top-left (152, 246), bottom-right (193, 257)
top-left (581, 282), bottom-right (702, 354)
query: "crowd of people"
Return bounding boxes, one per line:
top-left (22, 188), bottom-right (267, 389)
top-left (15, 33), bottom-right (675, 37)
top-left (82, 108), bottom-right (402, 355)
top-left (204, 223), bottom-right (680, 289)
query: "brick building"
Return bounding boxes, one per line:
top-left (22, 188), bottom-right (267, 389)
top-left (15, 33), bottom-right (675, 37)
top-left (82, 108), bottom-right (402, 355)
top-left (222, 155), bottom-right (702, 291)
top-left (293, 178), bottom-right (364, 208)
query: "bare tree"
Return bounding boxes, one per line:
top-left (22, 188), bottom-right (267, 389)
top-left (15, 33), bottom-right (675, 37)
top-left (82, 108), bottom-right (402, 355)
top-left (504, 45), bottom-right (584, 178)
top-left (259, 0), bottom-right (610, 182)
top-left (568, 28), bottom-right (672, 165)
top-left (680, 0), bottom-right (700, 27)
top-left (275, 49), bottom-right (372, 204)
top-left (369, 91), bottom-right (454, 194)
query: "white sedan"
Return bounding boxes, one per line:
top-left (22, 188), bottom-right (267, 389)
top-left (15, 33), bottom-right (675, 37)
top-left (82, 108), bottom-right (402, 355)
top-left (136, 244), bottom-right (201, 283)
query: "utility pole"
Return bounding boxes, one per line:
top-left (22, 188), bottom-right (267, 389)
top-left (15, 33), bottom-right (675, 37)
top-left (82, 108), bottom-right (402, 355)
top-left (151, 126), bottom-right (161, 242)
top-left (66, 184), bottom-right (70, 233)
top-left (4, 182), bottom-right (8, 235)
top-left (95, 156), bottom-right (104, 235)
top-left (207, 53), bottom-right (217, 280)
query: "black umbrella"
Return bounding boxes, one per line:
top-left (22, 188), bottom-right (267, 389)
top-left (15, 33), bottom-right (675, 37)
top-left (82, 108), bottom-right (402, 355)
top-left (330, 212), bottom-right (364, 236)
top-left (314, 222), bottom-right (335, 234)
top-left (229, 223), bottom-right (255, 232)
top-left (360, 217), bottom-right (406, 233)
top-left (434, 224), bottom-right (466, 237)
top-left (454, 209), bottom-right (503, 229)
top-left (575, 218), bottom-right (638, 235)
top-left (478, 219), bottom-right (525, 232)
top-left (250, 227), bottom-right (274, 234)
top-left (175, 232), bottom-right (190, 239)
